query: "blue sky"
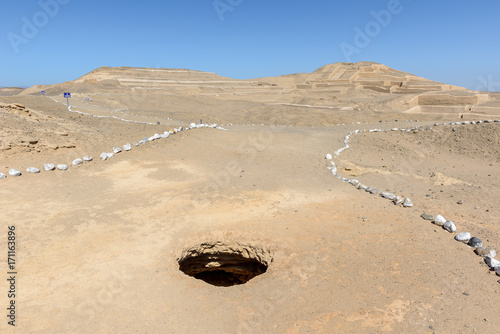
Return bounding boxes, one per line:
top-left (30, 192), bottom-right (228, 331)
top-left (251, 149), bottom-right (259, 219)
top-left (0, 0), bottom-right (499, 90)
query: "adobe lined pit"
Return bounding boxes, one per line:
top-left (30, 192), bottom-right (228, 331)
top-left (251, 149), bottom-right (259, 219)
top-left (177, 242), bottom-right (272, 287)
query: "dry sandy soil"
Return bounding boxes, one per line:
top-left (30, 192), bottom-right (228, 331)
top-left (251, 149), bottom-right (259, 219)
top-left (0, 63), bottom-right (499, 333)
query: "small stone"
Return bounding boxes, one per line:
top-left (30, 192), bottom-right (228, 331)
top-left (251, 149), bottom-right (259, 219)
top-left (457, 200), bottom-right (464, 205)
top-left (57, 164), bottom-right (68, 170)
top-left (468, 237), bottom-right (483, 248)
top-left (0, 173), bottom-right (6, 179)
top-left (113, 147), bottom-right (122, 154)
top-left (83, 156), bottom-right (93, 161)
top-left (421, 213), bottom-right (434, 220)
top-left (123, 144), bottom-right (132, 151)
top-left (44, 163), bottom-right (55, 171)
top-left (370, 188), bottom-right (382, 195)
top-left (475, 247), bottom-right (496, 258)
top-left (100, 153), bottom-right (108, 160)
top-left (485, 257), bottom-right (500, 269)
top-left (393, 196), bottom-right (404, 205)
top-left (434, 215), bottom-right (446, 226)
top-left (26, 167), bottom-right (40, 174)
top-left (72, 159), bottom-right (83, 165)
top-left (365, 187), bottom-right (373, 192)
top-left (106, 153), bottom-right (114, 158)
top-left (9, 169), bottom-right (21, 177)
top-left (381, 192), bottom-right (396, 200)
top-left (403, 197), bottom-right (413, 207)
top-left (455, 232), bottom-right (470, 242)
top-left (496, 266), bottom-right (500, 276)
top-left (463, 292), bottom-right (470, 296)
top-left (132, 142), bottom-right (139, 147)
top-left (443, 221), bottom-right (456, 233)
top-left (325, 153), bottom-right (333, 160)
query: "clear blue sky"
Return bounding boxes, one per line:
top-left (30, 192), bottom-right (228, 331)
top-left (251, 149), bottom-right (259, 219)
top-left (1, 0), bottom-right (499, 90)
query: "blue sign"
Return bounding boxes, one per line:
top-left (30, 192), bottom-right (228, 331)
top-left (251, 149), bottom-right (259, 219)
top-left (41, 91), bottom-right (45, 95)
top-left (86, 97), bottom-right (89, 101)
top-left (64, 92), bottom-right (71, 98)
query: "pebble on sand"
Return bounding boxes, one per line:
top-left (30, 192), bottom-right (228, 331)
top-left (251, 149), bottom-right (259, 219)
top-left (26, 167), bottom-right (40, 174)
top-left (434, 215), bottom-right (446, 226)
top-left (443, 221), bottom-right (456, 233)
top-left (44, 163), bottom-right (55, 171)
top-left (468, 237), bottom-right (483, 248)
top-left (9, 169), bottom-right (21, 177)
top-left (0, 173), bottom-right (6, 179)
top-left (455, 232), bottom-right (471, 242)
top-left (475, 247), bottom-right (496, 258)
top-left (57, 164), bottom-right (68, 170)
top-left (421, 213), bottom-right (434, 220)
top-left (485, 256), bottom-right (500, 269)
top-left (403, 197), bottom-right (413, 207)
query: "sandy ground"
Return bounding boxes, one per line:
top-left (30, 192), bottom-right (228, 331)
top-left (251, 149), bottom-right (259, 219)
top-left (1, 66), bottom-right (500, 333)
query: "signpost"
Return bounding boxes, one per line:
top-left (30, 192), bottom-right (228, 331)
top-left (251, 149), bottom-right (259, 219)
top-left (41, 91), bottom-right (45, 96)
top-left (64, 92), bottom-right (71, 106)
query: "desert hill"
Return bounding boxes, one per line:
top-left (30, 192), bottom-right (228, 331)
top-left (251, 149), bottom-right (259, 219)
top-left (1, 62), bottom-right (500, 333)
top-left (19, 62), bottom-right (499, 116)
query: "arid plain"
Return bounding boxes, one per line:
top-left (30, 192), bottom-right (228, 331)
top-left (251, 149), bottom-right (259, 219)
top-left (1, 62), bottom-right (500, 333)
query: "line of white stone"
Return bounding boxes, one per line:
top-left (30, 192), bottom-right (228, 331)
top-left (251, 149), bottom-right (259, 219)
top-left (325, 118), bottom-right (500, 278)
top-left (0, 120), bottom-right (225, 180)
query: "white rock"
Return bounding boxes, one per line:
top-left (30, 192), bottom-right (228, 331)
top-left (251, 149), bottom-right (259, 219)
top-left (9, 169), bottom-right (21, 176)
top-left (26, 167), bottom-right (40, 173)
top-left (190, 123), bottom-right (196, 128)
top-left (455, 232), bottom-right (470, 242)
top-left (434, 215), bottom-right (446, 226)
top-left (113, 147), bottom-right (122, 154)
top-left (381, 192), bottom-right (396, 200)
top-left (100, 153), bottom-right (108, 160)
top-left (403, 197), bottom-right (413, 207)
top-left (443, 221), bottom-right (457, 233)
top-left (83, 156), bottom-right (93, 161)
top-left (325, 153), bottom-right (333, 160)
top-left (485, 257), bottom-right (500, 269)
top-left (123, 144), bottom-right (132, 151)
top-left (72, 159), bottom-right (83, 165)
top-left (57, 164), bottom-right (68, 170)
top-left (0, 173), bottom-right (6, 179)
top-left (106, 153), bottom-right (114, 158)
top-left (393, 196), bottom-right (404, 205)
top-left (132, 142), bottom-right (139, 147)
top-left (44, 163), bottom-right (55, 171)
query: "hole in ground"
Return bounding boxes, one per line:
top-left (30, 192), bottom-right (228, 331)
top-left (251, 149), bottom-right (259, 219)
top-left (178, 242), bottom-right (272, 287)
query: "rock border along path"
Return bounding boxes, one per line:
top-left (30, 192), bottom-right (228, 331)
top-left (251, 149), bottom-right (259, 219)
top-left (1, 101), bottom-right (226, 180)
top-left (325, 118), bottom-right (500, 281)
top-left (2, 96), bottom-right (500, 282)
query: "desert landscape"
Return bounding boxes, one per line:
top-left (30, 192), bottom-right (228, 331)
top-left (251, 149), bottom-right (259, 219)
top-left (1, 62), bottom-right (500, 333)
